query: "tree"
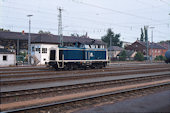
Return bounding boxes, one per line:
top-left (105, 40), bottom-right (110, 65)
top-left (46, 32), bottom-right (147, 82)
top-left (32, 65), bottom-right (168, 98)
top-left (71, 33), bottom-right (80, 37)
top-left (119, 50), bottom-right (126, 61)
top-left (144, 26), bottom-right (148, 42)
top-left (71, 33), bottom-right (88, 38)
top-left (159, 40), bottom-right (170, 44)
top-left (0, 28), bottom-right (10, 32)
top-left (38, 30), bottom-right (51, 34)
top-left (140, 28), bottom-right (144, 42)
top-left (101, 28), bottom-right (122, 47)
top-left (134, 52), bottom-right (144, 61)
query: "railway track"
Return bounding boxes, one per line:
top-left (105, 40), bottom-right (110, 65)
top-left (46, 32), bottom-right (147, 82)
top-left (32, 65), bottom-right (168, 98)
top-left (1, 81), bottom-right (170, 113)
top-left (1, 73), bottom-right (170, 104)
top-left (1, 67), bottom-right (169, 86)
top-left (1, 64), bottom-right (169, 113)
top-left (0, 64), bottom-right (168, 76)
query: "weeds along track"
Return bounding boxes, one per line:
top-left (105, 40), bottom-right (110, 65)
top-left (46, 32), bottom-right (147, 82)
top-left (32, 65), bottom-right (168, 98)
top-left (1, 80), bottom-right (170, 113)
top-left (1, 67), bottom-right (170, 86)
top-left (1, 73), bottom-right (170, 104)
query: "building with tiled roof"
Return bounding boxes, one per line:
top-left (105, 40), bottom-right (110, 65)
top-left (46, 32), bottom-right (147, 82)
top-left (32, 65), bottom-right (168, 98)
top-left (117, 50), bottom-right (137, 61)
top-left (0, 48), bottom-right (16, 66)
top-left (126, 40), bottom-right (167, 59)
top-left (159, 42), bottom-right (170, 50)
top-left (107, 46), bottom-right (124, 60)
top-left (0, 31), bottom-right (106, 54)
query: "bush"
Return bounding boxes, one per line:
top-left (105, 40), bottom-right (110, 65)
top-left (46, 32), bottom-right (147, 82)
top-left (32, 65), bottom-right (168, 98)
top-left (154, 55), bottom-right (166, 61)
top-left (134, 52), bottom-right (144, 61)
top-left (119, 50), bottom-right (126, 61)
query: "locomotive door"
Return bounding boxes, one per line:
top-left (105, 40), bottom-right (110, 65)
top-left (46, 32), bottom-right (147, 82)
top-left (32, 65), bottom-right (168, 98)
top-left (50, 50), bottom-right (56, 60)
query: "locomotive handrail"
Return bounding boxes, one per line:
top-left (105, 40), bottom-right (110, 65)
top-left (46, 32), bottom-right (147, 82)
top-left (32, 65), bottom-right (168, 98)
top-left (57, 54), bottom-right (64, 68)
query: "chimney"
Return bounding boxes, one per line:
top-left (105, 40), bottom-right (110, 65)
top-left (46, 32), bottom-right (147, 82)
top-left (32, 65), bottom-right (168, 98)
top-left (85, 32), bottom-right (88, 38)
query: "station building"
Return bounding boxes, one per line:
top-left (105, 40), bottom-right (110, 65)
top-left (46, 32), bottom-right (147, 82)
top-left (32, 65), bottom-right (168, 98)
top-left (0, 48), bottom-right (16, 66)
top-left (126, 40), bottom-right (167, 59)
top-left (0, 31), bottom-right (106, 65)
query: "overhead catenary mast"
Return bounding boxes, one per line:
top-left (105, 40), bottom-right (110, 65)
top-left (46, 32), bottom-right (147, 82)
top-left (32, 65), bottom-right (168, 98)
top-left (58, 7), bottom-right (63, 47)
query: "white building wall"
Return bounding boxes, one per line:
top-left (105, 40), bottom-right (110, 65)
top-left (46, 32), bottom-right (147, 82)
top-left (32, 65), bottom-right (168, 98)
top-left (31, 44), bottom-right (58, 65)
top-left (40, 44), bottom-right (58, 64)
top-left (0, 54), bottom-right (16, 66)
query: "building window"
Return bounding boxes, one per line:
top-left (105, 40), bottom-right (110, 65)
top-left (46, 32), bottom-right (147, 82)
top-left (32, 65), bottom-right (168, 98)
top-left (3, 55), bottom-right (7, 61)
top-left (36, 48), bottom-right (40, 52)
top-left (32, 46), bottom-right (35, 52)
top-left (98, 45), bottom-right (101, 48)
top-left (42, 48), bottom-right (47, 53)
top-left (158, 50), bottom-right (160, 53)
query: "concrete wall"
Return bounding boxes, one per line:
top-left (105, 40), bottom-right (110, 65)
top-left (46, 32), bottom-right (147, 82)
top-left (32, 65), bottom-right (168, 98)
top-left (0, 54), bottom-right (16, 66)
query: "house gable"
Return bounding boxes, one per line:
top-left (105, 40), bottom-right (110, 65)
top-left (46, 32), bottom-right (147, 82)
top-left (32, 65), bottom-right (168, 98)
top-left (126, 41), bottom-right (146, 55)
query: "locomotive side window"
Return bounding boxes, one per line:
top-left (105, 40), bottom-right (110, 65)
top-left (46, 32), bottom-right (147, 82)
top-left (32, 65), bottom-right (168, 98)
top-left (50, 50), bottom-right (56, 60)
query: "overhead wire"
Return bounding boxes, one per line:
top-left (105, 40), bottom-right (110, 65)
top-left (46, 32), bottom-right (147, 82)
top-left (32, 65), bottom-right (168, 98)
top-left (1, 0), bottom-right (169, 41)
top-left (69, 0), bottom-right (162, 22)
top-left (1, 2), bottom-right (169, 28)
top-left (158, 0), bottom-right (170, 5)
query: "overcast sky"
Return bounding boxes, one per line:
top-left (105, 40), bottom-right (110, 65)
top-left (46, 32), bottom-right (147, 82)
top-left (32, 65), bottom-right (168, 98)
top-left (0, 0), bottom-right (170, 42)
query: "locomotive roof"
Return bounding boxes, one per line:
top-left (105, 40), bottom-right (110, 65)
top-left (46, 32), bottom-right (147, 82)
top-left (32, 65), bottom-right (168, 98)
top-left (0, 31), bottom-right (106, 45)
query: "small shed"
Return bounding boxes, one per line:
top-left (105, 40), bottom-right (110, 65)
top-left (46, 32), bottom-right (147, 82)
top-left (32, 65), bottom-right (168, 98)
top-left (0, 48), bottom-right (16, 66)
top-left (117, 50), bottom-right (137, 61)
top-left (108, 46), bottom-right (124, 59)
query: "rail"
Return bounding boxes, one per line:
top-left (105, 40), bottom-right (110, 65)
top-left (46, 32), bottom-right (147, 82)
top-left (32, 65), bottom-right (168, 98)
top-left (1, 82), bottom-right (170, 113)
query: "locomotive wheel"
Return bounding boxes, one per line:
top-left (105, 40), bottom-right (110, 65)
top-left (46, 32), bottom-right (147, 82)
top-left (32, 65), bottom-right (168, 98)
top-left (73, 64), bottom-right (78, 70)
top-left (68, 64), bottom-right (74, 71)
top-left (63, 65), bottom-right (69, 70)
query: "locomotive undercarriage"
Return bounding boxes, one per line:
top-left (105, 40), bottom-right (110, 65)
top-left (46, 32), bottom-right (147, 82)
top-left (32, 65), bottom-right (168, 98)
top-left (48, 61), bottom-right (107, 70)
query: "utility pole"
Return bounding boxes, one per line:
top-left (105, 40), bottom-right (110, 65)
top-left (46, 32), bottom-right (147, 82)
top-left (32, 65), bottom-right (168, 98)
top-left (110, 36), bottom-right (112, 48)
top-left (27, 14), bottom-right (33, 65)
top-left (150, 27), bottom-right (155, 64)
top-left (58, 7), bottom-right (63, 47)
top-left (168, 13), bottom-right (170, 50)
top-left (17, 39), bottom-right (19, 55)
top-left (144, 26), bottom-right (149, 63)
top-left (110, 35), bottom-right (112, 60)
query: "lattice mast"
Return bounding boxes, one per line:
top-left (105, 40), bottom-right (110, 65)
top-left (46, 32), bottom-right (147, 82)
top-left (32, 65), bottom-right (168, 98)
top-left (58, 7), bottom-right (63, 47)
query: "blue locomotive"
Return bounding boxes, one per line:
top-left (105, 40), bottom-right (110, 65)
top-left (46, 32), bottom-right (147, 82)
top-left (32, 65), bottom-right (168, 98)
top-left (48, 46), bottom-right (108, 70)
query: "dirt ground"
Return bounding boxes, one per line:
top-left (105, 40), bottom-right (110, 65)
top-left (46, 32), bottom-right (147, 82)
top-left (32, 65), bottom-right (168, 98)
top-left (74, 90), bottom-right (170, 113)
